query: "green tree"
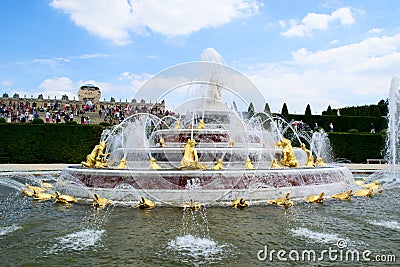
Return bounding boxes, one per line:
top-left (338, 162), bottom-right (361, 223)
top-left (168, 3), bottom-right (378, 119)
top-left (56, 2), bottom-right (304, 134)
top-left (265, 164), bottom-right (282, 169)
top-left (281, 103), bottom-right (289, 116)
top-left (326, 105), bottom-right (332, 115)
top-left (377, 99), bottom-right (388, 116)
top-left (263, 102), bottom-right (271, 114)
top-left (305, 104), bottom-right (312, 116)
top-left (248, 102), bottom-right (255, 117)
top-left (372, 106), bottom-right (382, 117)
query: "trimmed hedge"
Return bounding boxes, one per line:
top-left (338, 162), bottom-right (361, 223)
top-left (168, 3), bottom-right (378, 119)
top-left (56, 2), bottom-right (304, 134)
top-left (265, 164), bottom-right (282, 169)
top-left (328, 132), bottom-right (386, 163)
top-left (0, 123), bottom-right (387, 164)
top-left (0, 124), bottom-right (103, 163)
top-left (280, 114), bottom-right (386, 133)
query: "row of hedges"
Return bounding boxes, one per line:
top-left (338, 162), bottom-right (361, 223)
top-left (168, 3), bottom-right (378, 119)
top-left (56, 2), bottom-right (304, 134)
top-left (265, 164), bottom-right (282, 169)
top-left (0, 124), bottom-right (103, 163)
top-left (328, 132), bottom-right (386, 163)
top-left (280, 114), bottom-right (387, 133)
top-left (0, 124), bottom-right (387, 164)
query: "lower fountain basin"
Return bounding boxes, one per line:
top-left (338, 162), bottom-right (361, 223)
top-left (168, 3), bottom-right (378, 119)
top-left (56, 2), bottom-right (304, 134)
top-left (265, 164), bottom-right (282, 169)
top-left (57, 165), bottom-right (355, 206)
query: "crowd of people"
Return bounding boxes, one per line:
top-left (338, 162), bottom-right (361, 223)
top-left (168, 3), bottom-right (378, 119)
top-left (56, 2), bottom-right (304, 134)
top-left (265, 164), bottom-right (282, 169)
top-left (0, 99), bottom-right (170, 125)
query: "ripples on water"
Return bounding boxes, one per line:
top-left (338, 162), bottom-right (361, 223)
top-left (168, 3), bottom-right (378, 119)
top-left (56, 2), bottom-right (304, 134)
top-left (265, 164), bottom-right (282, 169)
top-left (0, 172), bottom-right (399, 266)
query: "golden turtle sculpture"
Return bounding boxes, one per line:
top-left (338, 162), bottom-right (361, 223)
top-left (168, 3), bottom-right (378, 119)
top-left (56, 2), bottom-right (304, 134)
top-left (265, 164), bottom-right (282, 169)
top-left (231, 198), bottom-right (249, 208)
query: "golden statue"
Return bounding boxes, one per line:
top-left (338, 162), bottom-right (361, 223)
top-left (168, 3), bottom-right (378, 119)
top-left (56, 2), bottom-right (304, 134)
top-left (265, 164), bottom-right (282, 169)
top-left (158, 137), bottom-right (166, 148)
top-left (355, 177), bottom-right (366, 186)
top-left (305, 192), bottom-right (325, 203)
top-left (184, 199), bottom-right (202, 211)
top-left (269, 192), bottom-right (293, 208)
top-left (134, 196), bottom-right (155, 209)
top-left (244, 158), bottom-right (255, 169)
top-left (301, 143), bottom-right (314, 167)
top-left (32, 188), bottom-right (54, 201)
top-left (300, 143), bottom-right (311, 158)
top-left (330, 190), bottom-right (352, 201)
top-left (196, 119), bottom-right (206, 129)
top-left (276, 138), bottom-right (298, 167)
top-left (231, 197), bottom-right (249, 208)
top-left (22, 188), bottom-right (34, 197)
top-left (93, 193), bottom-right (113, 209)
top-left (354, 188), bottom-right (374, 197)
top-left (55, 191), bottom-right (77, 203)
top-left (82, 141), bottom-right (108, 168)
top-left (315, 157), bottom-right (326, 167)
top-left (95, 155), bottom-right (109, 168)
top-left (25, 183), bottom-right (46, 193)
top-left (211, 159), bottom-right (224, 170)
top-left (228, 139), bottom-right (235, 148)
top-left (362, 181), bottom-right (382, 190)
top-left (149, 157), bottom-right (162, 170)
top-left (174, 121), bottom-right (181, 129)
top-left (116, 158), bottom-right (127, 169)
top-left (270, 158), bottom-right (282, 168)
top-left (179, 139), bottom-right (206, 170)
top-left (305, 155), bottom-right (315, 168)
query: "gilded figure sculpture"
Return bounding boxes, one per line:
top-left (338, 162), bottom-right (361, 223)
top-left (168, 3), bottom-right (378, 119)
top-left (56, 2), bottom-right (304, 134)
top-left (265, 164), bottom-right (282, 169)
top-left (244, 158), bottom-right (255, 169)
top-left (82, 141), bottom-right (108, 168)
top-left (228, 139), bottom-right (235, 148)
top-left (231, 197), bottom-right (249, 208)
top-left (174, 121), bottom-right (181, 129)
top-left (270, 158), bottom-right (282, 168)
top-left (149, 157), bottom-right (162, 170)
top-left (211, 159), bottom-right (224, 170)
top-left (179, 139), bottom-right (206, 170)
top-left (116, 158), bottom-right (127, 169)
top-left (315, 157), bottom-right (326, 167)
top-left (276, 138), bottom-right (298, 167)
top-left (305, 155), bottom-right (315, 168)
top-left (305, 192), bottom-right (325, 203)
top-left (158, 137), bottom-right (166, 148)
top-left (196, 119), bottom-right (206, 129)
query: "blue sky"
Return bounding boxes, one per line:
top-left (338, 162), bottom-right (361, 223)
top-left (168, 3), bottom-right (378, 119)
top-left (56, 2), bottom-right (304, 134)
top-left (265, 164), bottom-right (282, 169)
top-left (1, 0), bottom-right (400, 114)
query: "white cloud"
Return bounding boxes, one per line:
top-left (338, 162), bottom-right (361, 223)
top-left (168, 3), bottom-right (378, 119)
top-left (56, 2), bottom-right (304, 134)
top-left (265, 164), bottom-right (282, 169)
top-left (77, 53), bottom-right (110, 59)
top-left (328, 39), bottom-right (339, 47)
top-left (2, 81), bottom-right (12, 86)
top-left (291, 34), bottom-right (400, 67)
top-left (246, 33), bottom-right (400, 114)
top-left (369, 28), bottom-right (384, 34)
top-left (281, 7), bottom-right (356, 37)
top-left (19, 53), bottom-right (109, 67)
top-left (37, 77), bottom-right (77, 100)
top-left (39, 77), bottom-right (74, 91)
top-left (50, 0), bottom-right (261, 45)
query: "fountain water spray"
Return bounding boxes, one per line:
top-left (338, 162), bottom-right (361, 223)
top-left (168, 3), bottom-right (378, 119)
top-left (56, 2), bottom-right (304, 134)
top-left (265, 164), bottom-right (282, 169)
top-left (386, 76), bottom-right (400, 181)
top-left (57, 59), bottom-right (355, 207)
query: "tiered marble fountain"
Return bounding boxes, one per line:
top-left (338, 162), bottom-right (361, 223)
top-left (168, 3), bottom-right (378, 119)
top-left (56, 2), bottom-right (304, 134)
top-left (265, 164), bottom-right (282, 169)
top-left (57, 61), bottom-right (355, 206)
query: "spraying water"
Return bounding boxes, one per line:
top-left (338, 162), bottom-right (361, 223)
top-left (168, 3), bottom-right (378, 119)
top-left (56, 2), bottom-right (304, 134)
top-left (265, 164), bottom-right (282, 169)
top-left (386, 76), bottom-right (400, 179)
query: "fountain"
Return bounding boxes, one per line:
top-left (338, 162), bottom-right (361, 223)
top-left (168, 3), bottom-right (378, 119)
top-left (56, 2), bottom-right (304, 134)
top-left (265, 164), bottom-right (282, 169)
top-left (386, 77), bottom-right (400, 177)
top-left (57, 60), bottom-right (356, 206)
top-left (370, 76), bottom-right (400, 188)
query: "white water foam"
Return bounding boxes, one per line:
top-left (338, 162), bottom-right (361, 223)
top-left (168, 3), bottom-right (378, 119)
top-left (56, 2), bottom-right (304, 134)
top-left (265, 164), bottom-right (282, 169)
top-left (290, 227), bottom-right (341, 244)
top-left (168, 234), bottom-right (229, 262)
top-left (369, 220), bottom-right (400, 230)
top-left (0, 224), bottom-right (22, 236)
top-left (46, 229), bottom-right (105, 254)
